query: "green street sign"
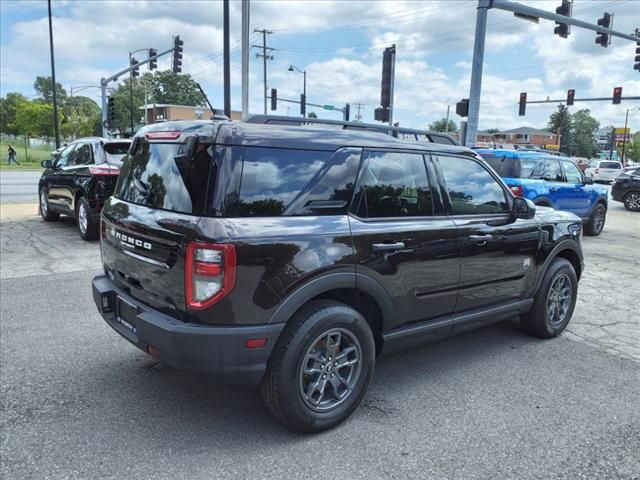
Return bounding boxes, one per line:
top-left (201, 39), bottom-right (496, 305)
top-left (323, 104), bottom-right (335, 110)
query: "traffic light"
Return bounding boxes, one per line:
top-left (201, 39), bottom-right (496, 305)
top-left (612, 86), bottom-right (622, 104)
top-left (380, 45), bottom-right (395, 108)
top-left (554, 0), bottom-right (572, 38)
top-left (344, 103), bottom-right (350, 122)
top-left (634, 43), bottom-right (640, 71)
top-left (456, 99), bottom-right (469, 117)
top-left (172, 35), bottom-right (184, 73)
top-left (148, 48), bottom-right (157, 70)
top-left (107, 97), bottom-right (115, 124)
top-left (374, 107), bottom-right (389, 122)
top-left (270, 88), bottom-right (277, 111)
top-left (595, 13), bottom-right (612, 47)
top-left (130, 57), bottom-right (139, 78)
top-left (300, 93), bottom-right (306, 117)
top-left (566, 89), bottom-right (575, 106)
top-left (518, 92), bottom-right (527, 116)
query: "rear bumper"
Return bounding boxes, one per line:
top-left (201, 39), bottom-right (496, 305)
top-left (92, 275), bottom-right (284, 385)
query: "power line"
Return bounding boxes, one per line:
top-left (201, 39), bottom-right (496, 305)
top-left (253, 28), bottom-right (275, 114)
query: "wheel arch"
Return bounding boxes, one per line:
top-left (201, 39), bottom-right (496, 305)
top-left (534, 240), bottom-right (583, 293)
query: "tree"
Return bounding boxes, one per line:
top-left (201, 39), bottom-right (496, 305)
top-left (143, 71), bottom-right (204, 106)
top-left (487, 128), bottom-right (500, 134)
top-left (0, 92), bottom-right (27, 135)
top-left (14, 99), bottom-right (60, 137)
top-left (626, 132), bottom-right (640, 164)
top-left (61, 96), bottom-right (101, 138)
top-left (571, 109), bottom-right (599, 158)
top-left (547, 104), bottom-right (572, 154)
top-left (33, 76), bottom-right (67, 103)
top-left (428, 118), bottom-right (457, 132)
top-left (307, 112), bottom-right (318, 118)
top-left (110, 78), bottom-right (146, 135)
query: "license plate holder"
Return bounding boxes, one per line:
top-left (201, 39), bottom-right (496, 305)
top-left (116, 297), bottom-right (139, 338)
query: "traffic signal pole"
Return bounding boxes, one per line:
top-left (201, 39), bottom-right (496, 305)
top-left (465, 0), bottom-right (640, 148)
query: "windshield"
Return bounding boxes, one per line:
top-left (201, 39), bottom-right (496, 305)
top-left (114, 141), bottom-right (212, 214)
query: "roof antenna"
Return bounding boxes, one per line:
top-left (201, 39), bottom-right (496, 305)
top-left (196, 82), bottom-right (229, 121)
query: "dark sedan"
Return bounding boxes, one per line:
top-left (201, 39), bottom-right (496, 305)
top-left (611, 166), bottom-right (640, 212)
top-left (38, 137), bottom-right (130, 239)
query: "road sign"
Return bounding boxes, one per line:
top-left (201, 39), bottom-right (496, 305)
top-left (323, 105), bottom-right (335, 110)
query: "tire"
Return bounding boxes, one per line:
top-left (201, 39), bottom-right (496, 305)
top-left (584, 203), bottom-right (606, 236)
top-left (39, 188), bottom-right (59, 221)
top-left (521, 258), bottom-right (577, 339)
top-left (623, 191), bottom-right (640, 212)
top-left (76, 197), bottom-right (98, 241)
top-left (261, 300), bottom-right (375, 433)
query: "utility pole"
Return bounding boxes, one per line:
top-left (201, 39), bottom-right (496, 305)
top-left (609, 127), bottom-right (616, 160)
top-left (253, 29), bottom-right (274, 115)
top-left (223, 0), bottom-right (231, 118)
top-left (445, 104), bottom-right (451, 133)
top-left (353, 103), bottom-right (365, 122)
top-left (47, 0), bottom-right (60, 149)
top-left (242, 0), bottom-right (250, 119)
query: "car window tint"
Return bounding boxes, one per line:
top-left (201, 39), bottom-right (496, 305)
top-left (600, 161), bottom-right (621, 169)
top-left (520, 158), bottom-right (545, 179)
top-left (69, 143), bottom-right (93, 166)
top-left (104, 143), bottom-right (130, 155)
top-left (542, 158), bottom-right (563, 181)
top-left (561, 160), bottom-right (583, 183)
top-left (480, 155), bottom-right (516, 177)
top-left (436, 155), bottom-right (510, 215)
top-left (237, 147), bottom-right (329, 217)
top-left (355, 151), bottom-right (433, 218)
top-left (54, 144), bottom-right (75, 167)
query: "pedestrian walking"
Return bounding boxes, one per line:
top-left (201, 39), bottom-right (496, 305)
top-left (7, 144), bottom-right (20, 165)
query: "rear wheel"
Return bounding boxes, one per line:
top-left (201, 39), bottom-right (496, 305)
top-left (623, 191), bottom-right (640, 212)
top-left (521, 258), bottom-right (577, 339)
top-left (584, 203), bottom-right (606, 236)
top-left (76, 197), bottom-right (98, 241)
top-left (39, 188), bottom-right (59, 221)
top-left (261, 300), bottom-right (375, 433)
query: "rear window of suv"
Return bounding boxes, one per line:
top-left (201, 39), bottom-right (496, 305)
top-left (600, 161), bottom-right (621, 169)
top-left (114, 141), bottom-right (212, 214)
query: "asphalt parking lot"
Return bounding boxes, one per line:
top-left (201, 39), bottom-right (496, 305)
top-left (1, 197), bottom-right (639, 479)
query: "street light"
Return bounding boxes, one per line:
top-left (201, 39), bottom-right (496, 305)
top-left (621, 107), bottom-right (640, 165)
top-left (288, 64), bottom-right (306, 117)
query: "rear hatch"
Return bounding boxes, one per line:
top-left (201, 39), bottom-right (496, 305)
top-left (597, 161), bottom-right (622, 178)
top-left (101, 124), bottom-right (219, 320)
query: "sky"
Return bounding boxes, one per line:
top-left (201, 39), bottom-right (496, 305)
top-left (1, 0), bottom-right (639, 132)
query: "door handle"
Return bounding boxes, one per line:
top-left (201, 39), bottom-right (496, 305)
top-left (549, 187), bottom-right (558, 192)
top-left (372, 242), bottom-right (405, 253)
top-left (469, 234), bottom-right (493, 246)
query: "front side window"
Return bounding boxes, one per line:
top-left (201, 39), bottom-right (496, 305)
top-left (436, 155), bottom-right (510, 215)
top-left (237, 147), bottom-right (329, 217)
top-left (561, 160), bottom-right (583, 184)
top-left (54, 144), bottom-right (75, 167)
top-left (354, 151), bottom-right (433, 218)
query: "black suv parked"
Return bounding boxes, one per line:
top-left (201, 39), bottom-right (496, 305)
top-left (611, 166), bottom-right (640, 211)
top-left (92, 120), bottom-right (584, 432)
top-left (39, 137), bottom-right (130, 240)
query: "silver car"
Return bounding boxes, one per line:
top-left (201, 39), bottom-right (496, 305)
top-left (585, 160), bottom-right (623, 183)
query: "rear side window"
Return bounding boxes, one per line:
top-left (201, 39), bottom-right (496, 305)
top-left (104, 142), bottom-right (130, 156)
top-left (115, 141), bottom-right (212, 214)
top-left (353, 151), bottom-right (433, 218)
top-left (236, 147), bottom-right (330, 217)
top-left (481, 155), bottom-right (518, 177)
top-left (68, 143), bottom-right (93, 166)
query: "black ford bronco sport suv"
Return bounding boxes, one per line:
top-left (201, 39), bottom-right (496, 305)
top-left (93, 120), bottom-right (584, 432)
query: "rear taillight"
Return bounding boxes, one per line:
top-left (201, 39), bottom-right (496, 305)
top-left (594, 168), bottom-right (599, 174)
top-left (89, 165), bottom-right (120, 176)
top-left (508, 185), bottom-right (524, 197)
top-left (185, 242), bottom-right (236, 310)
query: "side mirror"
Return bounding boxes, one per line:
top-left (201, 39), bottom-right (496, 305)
top-left (41, 159), bottom-right (53, 168)
top-left (584, 176), bottom-right (594, 185)
top-left (512, 197), bottom-right (536, 220)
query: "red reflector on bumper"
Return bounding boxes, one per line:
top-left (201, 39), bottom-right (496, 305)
top-left (245, 338), bottom-right (267, 349)
top-left (147, 345), bottom-right (160, 357)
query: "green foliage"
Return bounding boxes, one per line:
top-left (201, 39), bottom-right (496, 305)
top-left (143, 71), bottom-right (204, 106)
top-left (307, 112), bottom-right (318, 118)
top-left (627, 132), bottom-right (640, 163)
top-left (547, 104), bottom-right (572, 154)
top-left (0, 92), bottom-right (28, 135)
top-left (428, 118), bottom-right (458, 133)
top-left (33, 76), bottom-right (67, 103)
top-left (109, 77), bottom-right (146, 135)
top-left (571, 109), bottom-right (599, 158)
top-left (486, 128), bottom-right (500, 134)
top-left (14, 100), bottom-right (58, 137)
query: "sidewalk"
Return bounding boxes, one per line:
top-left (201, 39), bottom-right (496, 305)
top-left (0, 202), bottom-right (39, 221)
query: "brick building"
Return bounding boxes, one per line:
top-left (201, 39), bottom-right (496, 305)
top-left (140, 104), bottom-right (242, 123)
top-left (476, 127), bottom-right (560, 149)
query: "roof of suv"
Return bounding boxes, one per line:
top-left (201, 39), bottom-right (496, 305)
top-left (475, 148), bottom-right (557, 160)
top-left (217, 122), bottom-right (472, 154)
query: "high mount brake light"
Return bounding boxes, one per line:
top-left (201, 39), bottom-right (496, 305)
top-left (509, 185), bottom-right (524, 197)
top-left (145, 131), bottom-right (182, 140)
top-left (89, 165), bottom-right (120, 176)
top-left (185, 243), bottom-right (236, 310)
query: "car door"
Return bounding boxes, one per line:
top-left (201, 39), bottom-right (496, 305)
top-left (349, 149), bottom-right (460, 335)
top-left (45, 143), bottom-right (76, 211)
top-left (432, 154), bottom-right (540, 318)
top-left (55, 142), bottom-right (93, 212)
top-left (539, 157), bottom-right (565, 208)
top-left (558, 158), bottom-right (591, 217)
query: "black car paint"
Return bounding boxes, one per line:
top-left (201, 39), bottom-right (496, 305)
top-left (94, 120), bottom-right (584, 384)
top-left (611, 167), bottom-right (640, 205)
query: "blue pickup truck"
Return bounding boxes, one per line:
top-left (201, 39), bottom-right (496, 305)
top-left (475, 149), bottom-right (609, 236)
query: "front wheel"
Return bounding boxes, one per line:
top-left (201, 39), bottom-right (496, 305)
top-left (261, 300), bottom-right (375, 433)
top-left (76, 197), bottom-right (98, 241)
top-left (39, 188), bottom-right (59, 221)
top-left (584, 203), bottom-right (606, 236)
top-left (521, 258), bottom-right (577, 339)
top-left (623, 192), bottom-right (640, 212)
